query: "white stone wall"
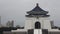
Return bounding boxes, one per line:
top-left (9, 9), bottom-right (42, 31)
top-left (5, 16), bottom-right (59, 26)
top-left (42, 20), bottom-right (51, 29)
top-left (11, 29), bottom-right (27, 32)
top-left (25, 17), bottom-right (51, 30)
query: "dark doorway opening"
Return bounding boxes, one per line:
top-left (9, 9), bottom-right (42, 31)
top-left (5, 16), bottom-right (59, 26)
top-left (35, 22), bottom-right (41, 29)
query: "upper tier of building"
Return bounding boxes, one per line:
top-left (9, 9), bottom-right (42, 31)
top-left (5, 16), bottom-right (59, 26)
top-left (26, 3), bottom-right (50, 17)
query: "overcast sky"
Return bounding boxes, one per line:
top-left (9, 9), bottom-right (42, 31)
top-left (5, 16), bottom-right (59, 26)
top-left (0, 0), bottom-right (60, 27)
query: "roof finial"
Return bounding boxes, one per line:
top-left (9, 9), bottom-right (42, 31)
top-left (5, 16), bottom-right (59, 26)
top-left (36, 3), bottom-right (39, 6)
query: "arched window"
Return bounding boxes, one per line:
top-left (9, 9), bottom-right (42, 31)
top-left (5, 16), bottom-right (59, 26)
top-left (35, 21), bottom-right (41, 29)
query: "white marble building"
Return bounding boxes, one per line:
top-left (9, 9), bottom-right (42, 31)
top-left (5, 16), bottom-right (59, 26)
top-left (4, 3), bottom-right (60, 34)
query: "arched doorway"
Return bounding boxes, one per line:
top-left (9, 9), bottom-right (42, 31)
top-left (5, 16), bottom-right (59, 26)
top-left (35, 21), bottom-right (41, 29)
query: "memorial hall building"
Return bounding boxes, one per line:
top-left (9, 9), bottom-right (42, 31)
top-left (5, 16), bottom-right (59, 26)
top-left (3, 3), bottom-right (60, 34)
